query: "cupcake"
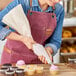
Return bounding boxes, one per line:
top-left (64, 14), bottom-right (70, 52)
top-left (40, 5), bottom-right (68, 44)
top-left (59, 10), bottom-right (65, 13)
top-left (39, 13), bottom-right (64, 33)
top-left (26, 65), bottom-right (36, 75)
top-left (5, 70), bottom-right (15, 76)
top-left (10, 67), bottom-right (18, 71)
top-left (50, 64), bottom-right (59, 75)
top-left (0, 67), bottom-right (9, 76)
top-left (16, 60), bottom-right (26, 69)
top-left (27, 65), bottom-right (37, 69)
top-left (2, 63), bottom-right (12, 68)
top-left (36, 66), bottom-right (43, 73)
top-left (16, 69), bottom-right (25, 76)
top-left (26, 67), bottom-right (35, 75)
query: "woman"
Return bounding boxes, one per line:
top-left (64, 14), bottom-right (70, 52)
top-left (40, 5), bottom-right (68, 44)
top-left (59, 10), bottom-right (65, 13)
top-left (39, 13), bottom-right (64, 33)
top-left (0, 0), bottom-right (64, 64)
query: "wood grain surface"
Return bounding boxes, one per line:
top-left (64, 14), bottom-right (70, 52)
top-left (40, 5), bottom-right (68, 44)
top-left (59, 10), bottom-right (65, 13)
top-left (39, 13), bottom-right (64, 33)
top-left (0, 63), bottom-right (76, 76)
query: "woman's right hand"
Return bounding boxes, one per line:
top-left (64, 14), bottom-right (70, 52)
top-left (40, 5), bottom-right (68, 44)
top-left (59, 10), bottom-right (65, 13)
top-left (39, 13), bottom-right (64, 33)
top-left (6, 32), bottom-right (36, 49)
top-left (21, 36), bottom-right (36, 49)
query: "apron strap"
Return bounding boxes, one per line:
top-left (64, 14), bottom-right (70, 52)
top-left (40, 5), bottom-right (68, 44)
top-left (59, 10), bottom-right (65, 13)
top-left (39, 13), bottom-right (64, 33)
top-left (52, 6), bottom-right (55, 10)
top-left (4, 46), bottom-right (11, 54)
top-left (51, 5), bottom-right (55, 13)
top-left (30, 0), bottom-right (32, 7)
top-left (30, 0), bottom-right (32, 11)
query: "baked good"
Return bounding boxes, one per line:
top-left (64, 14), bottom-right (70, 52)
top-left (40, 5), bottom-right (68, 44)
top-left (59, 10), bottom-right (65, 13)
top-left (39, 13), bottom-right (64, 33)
top-left (16, 60), bottom-right (26, 69)
top-left (16, 60), bottom-right (25, 66)
top-left (36, 66), bottom-right (43, 73)
top-left (10, 67), bottom-right (18, 71)
top-left (50, 64), bottom-right (59, 75)
top-left (68, 47), bottom-right (76, 53)
top-left (62, 30), bottom-right (72, 38)
top-left (27, 65), bottom-right (37, 68)
top-left (5, 70), bottom-right (15, 76)
top-left (26, 67), bottom-right (35, 75)
top-left (61, 48), bottom-right (68, 53)
top-left (2, 63), bottom-right (12, 68)
top-left (16, 68), bottom-right (25, 76)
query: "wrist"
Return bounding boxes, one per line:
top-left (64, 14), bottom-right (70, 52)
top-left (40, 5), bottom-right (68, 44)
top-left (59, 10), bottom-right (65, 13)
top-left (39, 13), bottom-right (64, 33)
top-left (19, 35), bottom-right (24, 42)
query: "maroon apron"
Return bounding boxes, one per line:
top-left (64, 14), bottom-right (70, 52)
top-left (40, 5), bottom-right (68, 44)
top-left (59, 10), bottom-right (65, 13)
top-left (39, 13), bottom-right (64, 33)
top-left (1, 5), bottom-right (57, 64)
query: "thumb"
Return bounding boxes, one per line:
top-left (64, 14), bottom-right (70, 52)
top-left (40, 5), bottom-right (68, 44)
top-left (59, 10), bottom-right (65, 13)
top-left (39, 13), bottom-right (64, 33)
top-left (45, 48), bottom-right (53, 61)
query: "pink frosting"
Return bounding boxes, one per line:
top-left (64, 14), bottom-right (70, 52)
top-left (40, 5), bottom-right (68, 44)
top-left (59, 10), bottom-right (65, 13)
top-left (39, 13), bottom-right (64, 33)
top-left (16, 60), bottom-right (25, 66)
top-left (50, 64), bottom-right (58, 70)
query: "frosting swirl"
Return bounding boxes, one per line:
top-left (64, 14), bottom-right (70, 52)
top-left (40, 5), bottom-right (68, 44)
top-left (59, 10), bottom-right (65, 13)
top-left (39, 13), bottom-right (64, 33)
top-left (50, 64), bottom-right (58, 70)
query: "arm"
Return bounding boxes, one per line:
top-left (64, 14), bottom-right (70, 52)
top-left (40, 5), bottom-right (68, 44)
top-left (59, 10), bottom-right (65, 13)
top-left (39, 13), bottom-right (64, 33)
top-left (0, 0), bottom-right (34, 49)
top-left (0, 0), bottom-right (20, 41)
top-left (45, 4), bottom-right (65, 56)
top-left (0, 0), bottom-right (30, 41)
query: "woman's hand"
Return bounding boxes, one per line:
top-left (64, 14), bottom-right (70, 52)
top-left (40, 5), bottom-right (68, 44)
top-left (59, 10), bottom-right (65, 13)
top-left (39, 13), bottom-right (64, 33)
top-left (6, 32), bottom-right (36, 49)
top-left (21, 36), bottom-right (36, 49)
top-left (38, 47), bottom-right (53, 64)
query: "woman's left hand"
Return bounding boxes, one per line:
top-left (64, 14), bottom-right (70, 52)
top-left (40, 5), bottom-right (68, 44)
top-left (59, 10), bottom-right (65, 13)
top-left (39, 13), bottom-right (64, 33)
top-left (38, 47), bottom-right (53, 64)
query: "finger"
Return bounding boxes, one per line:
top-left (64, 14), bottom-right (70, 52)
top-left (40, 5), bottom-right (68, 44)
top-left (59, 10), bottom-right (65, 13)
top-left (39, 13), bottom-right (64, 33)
top-left (46, 49), bottom-right (52, 61)
top-left (44, 58), bottom-right (47, 64)
top-left (42, 56), bottom-right (48, 64)
top-left (47, 50), bottom-right (52, 60)
top-left (41, 56), bottom-right (43, 61)
top-left (46, 61), bottom-right (48, 64)
top-left (43, 57), bottom-right (48, 64)
top-left (38, 56), bottom-right (47, 64)
top-left (41, 56), bottom-right (44, 63)
top-left (45, 60), bottom-right (48, 64)
top-left (38, 56), bottom-right (41, 60)
top-left (38, 56), bottom-right (43, 62)
top-left (42, 56), bottom-right (45, 63)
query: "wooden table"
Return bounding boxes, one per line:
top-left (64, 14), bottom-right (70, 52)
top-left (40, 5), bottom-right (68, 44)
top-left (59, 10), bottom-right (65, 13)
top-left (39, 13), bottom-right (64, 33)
top-left (40, 63), bottom-right (76, 76)
top-left (31, 63), bottom-right (76, 76)
top-left (0, 63), bottom-right (76, 76)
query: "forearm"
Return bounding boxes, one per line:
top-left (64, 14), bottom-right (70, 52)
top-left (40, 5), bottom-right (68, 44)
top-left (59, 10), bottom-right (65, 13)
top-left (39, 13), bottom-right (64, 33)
top-left (6, 32), bottom-right (23, 42)
top-left (0, 27), bottom-right (12, 40)
top-left (45, 6), bottom-right (65, 56)
top-left (0, 25), bottom-right (22, 41)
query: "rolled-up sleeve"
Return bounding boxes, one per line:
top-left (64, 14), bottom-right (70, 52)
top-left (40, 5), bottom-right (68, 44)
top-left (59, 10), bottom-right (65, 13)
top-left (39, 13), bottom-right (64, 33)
top-left (0, 27), bottom-right (12, 40)
top-left (0, 21), bottom-right (12, 40)
top-left (0, 0), bottom-right (30, 41)
top-left (45, 4), bottom-right (65, 56)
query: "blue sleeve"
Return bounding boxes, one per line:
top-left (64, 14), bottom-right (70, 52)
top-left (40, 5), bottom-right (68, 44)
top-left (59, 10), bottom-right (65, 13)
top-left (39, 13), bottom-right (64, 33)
top-left (0, 0), bottom-right (30, 40)
top-left (45, 4), bottom-right (65, 56)
top-left (0, 0), bottom-right (20, 40)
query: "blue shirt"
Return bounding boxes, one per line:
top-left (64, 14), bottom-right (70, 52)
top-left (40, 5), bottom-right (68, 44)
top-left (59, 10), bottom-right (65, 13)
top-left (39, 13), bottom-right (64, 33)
top-left (0, 0), bottom-right (64, 55)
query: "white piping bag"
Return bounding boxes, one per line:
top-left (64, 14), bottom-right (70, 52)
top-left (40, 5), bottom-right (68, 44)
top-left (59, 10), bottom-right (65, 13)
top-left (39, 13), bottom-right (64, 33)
top-left (2, 4), bottom-right (32, 37)
top-left (2, 4), bottom-right (52, 64)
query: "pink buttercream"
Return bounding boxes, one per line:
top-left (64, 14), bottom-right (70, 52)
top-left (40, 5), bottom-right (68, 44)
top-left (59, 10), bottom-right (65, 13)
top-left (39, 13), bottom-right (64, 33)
top-left (16, 60), bottom-right (25, 66)
top-left (50, 64), bottom-right (58, 70)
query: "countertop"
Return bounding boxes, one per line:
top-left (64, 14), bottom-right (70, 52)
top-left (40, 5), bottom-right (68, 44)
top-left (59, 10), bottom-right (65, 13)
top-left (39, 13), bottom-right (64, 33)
top-left (0, 63), bottom-right (76, 76)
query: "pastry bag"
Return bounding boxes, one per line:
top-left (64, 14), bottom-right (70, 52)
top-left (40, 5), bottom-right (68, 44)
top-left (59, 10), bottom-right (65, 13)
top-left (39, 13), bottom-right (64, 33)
top-left (2, 4), bottom-right (52, 64)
